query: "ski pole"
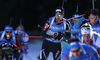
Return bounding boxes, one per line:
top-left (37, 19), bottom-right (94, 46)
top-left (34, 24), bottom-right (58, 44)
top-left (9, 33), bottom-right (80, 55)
top-left (50, 14), bottom-right (86, 26)
top-left (22, 47), bottom-right (32, 60)
top-left (25, 36), bottom-right (42, 38)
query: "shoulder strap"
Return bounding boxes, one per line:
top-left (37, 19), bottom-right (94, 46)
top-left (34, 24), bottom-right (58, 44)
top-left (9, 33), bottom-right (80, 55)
top-left (50, 17), bottom-right (55, 27)
top-left (1, 31), bottom-right (5, 40)
top-left (81, 37), bottom-right (83, 43)
top-left (92, 34), bottom-right (96, 45)
top-left (69, 51), bottom-right (72, 59)
top-left (63, 18), bottom-right (66, 31)
top-left (12, 31), bottom-right (16, 43)
top-left (80, 44), bottom-right (89, 57)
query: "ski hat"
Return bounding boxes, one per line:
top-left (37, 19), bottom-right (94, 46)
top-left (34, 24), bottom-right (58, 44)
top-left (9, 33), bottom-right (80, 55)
top-left (72, 14), bottom-right (80, 18)
top-left (4, 25), bottom-right (13, 31)
top-left (81, 27), bottom-right (91, 35)
top-left (55, 6), bottom-right (64, 14)
top-left (69, 41), bottom-right (80, 49)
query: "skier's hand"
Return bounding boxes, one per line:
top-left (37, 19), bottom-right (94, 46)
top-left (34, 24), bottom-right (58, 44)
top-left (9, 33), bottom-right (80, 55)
top-left (8, 43), bottom-right (14, 49)
top-left (43, 25), bottom-right (50, 31)
top-left (8, 43), bottom-right (17, 49)
top-left (2, 43), bottom-right (7, 47)
top-left (53, 32), bottom-right (64, 40)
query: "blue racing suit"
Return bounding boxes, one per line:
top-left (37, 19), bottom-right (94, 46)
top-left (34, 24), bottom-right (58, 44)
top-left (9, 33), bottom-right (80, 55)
top-left (61, 43), bottom-right (99, 60)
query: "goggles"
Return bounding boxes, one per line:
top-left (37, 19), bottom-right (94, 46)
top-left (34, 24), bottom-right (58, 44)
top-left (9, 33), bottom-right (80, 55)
top-left (91, 9), bottom-right (99, 14)
top-left (55, 14), bottom-right (62, 17)
top-left (5, 31), bottom-right (12, 33)
top-left (81, 27), bottom-right (90, 30)
top-left (81, 27), bottom-right (91, 34)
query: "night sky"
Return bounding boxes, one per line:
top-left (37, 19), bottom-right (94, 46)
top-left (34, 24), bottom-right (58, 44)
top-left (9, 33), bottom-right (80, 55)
top-left (0, 0), bottom-right (100, 31)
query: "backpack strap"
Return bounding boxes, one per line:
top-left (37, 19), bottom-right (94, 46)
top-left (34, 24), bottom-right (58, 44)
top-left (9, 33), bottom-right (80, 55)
top-left (50, 17), bottom-right (55, 27)
top-left (0, 31), bottom-right (5, 40)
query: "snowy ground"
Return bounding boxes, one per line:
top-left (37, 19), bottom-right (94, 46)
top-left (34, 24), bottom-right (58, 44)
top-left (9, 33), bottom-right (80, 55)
top-left (23, 29), bottom-right (54, 60)
top-left (23, 38), bottom-right (53, 60)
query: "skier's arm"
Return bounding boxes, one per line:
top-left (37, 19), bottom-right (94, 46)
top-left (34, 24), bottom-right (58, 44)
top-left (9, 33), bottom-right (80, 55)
top-left (73, 16), bottom-right (86, 29)
top-left (23, 32), bottom-right (29, 42)
top-left (40, 19), bottom-right (53, 38)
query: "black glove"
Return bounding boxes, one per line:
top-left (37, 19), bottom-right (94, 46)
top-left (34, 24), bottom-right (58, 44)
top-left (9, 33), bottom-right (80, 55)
top-left (53, 32), bottom-right (64, 40)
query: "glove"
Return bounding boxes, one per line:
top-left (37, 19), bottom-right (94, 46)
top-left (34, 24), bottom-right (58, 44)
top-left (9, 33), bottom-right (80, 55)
top-left (53, 32), bottom-right (64, 40)
top-left (43, 25), bottom-right (50, 31)
top-left (2, 43), bottom-right (7, 47)
top-left (8, 43), bottom-right (17, 49)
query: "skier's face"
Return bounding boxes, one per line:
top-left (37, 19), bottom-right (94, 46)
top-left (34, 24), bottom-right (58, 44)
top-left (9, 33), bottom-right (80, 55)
top-left (5, 30), bottom-right (12, 37)
top-left (55, 12), bottom-right (64, 22)
top-left (82, 34), bottom-right (91, 44)
top-left (71, 48), bottom-right (81, 58)
top-left (16, 27), bottom-right (24, 36)
top-left (89, 14), bottom-right (99, 26)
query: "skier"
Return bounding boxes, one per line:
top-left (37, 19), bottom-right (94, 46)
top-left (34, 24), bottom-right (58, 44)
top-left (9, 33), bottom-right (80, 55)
top-left (61, 14), bottom-right (81, 52)
top-left (70, 14), bottom-right (81, 38)
top-left (0, 25), bottom-right (16, 60)
top-left (80, 24), bottom-right (97, 48)
top-left (73, 8), bottom-right (100, 33)
top-left (61, 38), bottom-right (99, 60)
top-left (40, 6), bottom-right (71, 60)
top-left (13, 25), bottom-right (29, 60)
top-left (73, 8), bottom-right (100, 57)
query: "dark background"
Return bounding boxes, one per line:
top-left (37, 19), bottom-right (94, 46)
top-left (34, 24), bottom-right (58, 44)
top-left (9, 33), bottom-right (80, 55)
top-left (0, 0), bottom-right (100, 32)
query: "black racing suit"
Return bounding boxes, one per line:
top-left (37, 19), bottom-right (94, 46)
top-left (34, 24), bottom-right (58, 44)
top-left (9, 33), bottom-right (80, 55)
top-left (40, 17), bottom-right (71, 60)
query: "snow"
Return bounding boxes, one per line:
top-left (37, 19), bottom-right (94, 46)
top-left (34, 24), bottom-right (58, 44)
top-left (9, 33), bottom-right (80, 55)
top-left (23, 38), bottom-right (53, 60)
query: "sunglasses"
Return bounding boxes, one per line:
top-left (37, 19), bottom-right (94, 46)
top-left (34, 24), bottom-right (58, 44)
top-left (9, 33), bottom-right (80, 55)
top-left (91, 9), bottom-right (99, 14)
top-left (56, 14), bottom-right (62, 17)
top-left (5, 31), bottom-right (12, 33)
top-left (71, 48), bottom-right (81, 53)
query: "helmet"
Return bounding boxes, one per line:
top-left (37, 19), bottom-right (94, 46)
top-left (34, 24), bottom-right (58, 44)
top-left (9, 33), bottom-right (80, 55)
top-left (72, 14), bottom-right (80, 18)
top-left (4, 25), bottom-right (13, 31)
top-left (55, 6), bottom-right (64, 14)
